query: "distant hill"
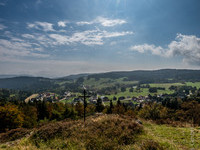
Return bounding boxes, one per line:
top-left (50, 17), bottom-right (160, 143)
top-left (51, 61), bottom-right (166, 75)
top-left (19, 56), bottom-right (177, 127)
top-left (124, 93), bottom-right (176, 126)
top-left (0, 74), bottom-right (33, 79)
top-left (0, 75), bottom-right (19, 79)
top-left (57, 73), bottom-right (91, 80)
top-left (0, 69), bottom-right (200, 91)
top-left (87, 69), bottom-right (200, 83)
top-left (0, 76), bottom-right (55, 91)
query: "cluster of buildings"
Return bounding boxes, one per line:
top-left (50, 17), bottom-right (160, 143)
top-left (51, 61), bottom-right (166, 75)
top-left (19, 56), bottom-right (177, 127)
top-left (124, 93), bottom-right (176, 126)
top-left (26, 92), bottom-right (58, 103)
top-left (26, 90), bottom-right (167, 106)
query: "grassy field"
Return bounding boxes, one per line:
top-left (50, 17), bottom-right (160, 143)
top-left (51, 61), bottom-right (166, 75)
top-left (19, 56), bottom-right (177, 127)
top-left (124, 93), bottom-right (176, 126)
top-left (132, 121), bottom-right (200, 150)
top-left (106, 87), bottom-right (174, 99)
top-left (84, 77), bottom-right (138, 89)
top-left (105, 82), bottom-right (200, 99)
top-left (149, 83), bottom-right (184, 88)
top-left (185, 82), bottom-right (200, 89)
top-left (60, 97), bottom-right (74, 103)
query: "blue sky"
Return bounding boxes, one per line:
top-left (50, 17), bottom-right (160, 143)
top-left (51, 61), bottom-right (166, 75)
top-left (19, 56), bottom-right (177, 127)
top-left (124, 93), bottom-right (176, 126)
top-left (0, 0), bottom-right (200, 77)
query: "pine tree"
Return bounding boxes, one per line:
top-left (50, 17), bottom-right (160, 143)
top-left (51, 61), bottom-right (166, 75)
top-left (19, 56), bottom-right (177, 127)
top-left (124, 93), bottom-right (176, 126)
top-left (96, 98), bottom-right (104, 112)
top-left (107, 99), bottom-right (114, 114)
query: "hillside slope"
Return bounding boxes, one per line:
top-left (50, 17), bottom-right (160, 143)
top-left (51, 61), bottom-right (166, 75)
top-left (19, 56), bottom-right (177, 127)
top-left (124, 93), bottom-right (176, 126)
top-left (0, 114), bottom-right (200, 150)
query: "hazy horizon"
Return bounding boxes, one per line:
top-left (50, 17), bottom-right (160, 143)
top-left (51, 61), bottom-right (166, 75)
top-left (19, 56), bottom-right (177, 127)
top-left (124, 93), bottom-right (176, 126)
top-left (1, 68), bottom-right (200, 78)
top-left (1, 0), bottom-right (200, 77)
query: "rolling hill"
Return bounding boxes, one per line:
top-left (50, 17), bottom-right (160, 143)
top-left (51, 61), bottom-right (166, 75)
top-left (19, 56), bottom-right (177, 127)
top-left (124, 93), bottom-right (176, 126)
top-left (0, 69), bottom-right (200, 91)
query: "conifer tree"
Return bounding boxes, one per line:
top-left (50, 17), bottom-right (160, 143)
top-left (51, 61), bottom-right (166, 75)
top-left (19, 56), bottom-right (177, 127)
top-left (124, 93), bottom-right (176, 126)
top-left (96, 98), bottom-right (104, 112)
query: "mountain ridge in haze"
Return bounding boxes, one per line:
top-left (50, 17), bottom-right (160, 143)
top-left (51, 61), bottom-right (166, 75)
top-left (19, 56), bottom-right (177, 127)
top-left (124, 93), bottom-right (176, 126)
top-left (0, 69), bottom-right (200, 91)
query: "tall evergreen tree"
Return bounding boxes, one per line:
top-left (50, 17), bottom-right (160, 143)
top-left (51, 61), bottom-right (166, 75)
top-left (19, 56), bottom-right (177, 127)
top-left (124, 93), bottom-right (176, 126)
top-left (107, 99), bottom-right (114, 114)
top-left (96, 98), bottom-right (104, 112)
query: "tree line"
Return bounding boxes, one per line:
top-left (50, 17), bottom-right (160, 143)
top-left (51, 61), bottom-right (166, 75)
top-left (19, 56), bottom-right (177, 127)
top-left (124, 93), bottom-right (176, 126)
top-left (1, 94), bottom-right (200, 133)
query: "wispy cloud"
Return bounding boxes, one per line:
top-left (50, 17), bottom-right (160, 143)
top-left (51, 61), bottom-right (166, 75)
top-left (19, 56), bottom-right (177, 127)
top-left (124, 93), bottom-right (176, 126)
top-left (0, 35), bottom-right (49, 59)
top-left (0, 2), bottom-right (6, 6)
top-left (25, 19), bottom-right (132, 46)
top-left (77, 16), bottom-right (127, 27)
top-left (49, 30), bottom-right (133, 46)
top-left (21, 33), bottom-right (53, 48)
top-left (76, 21), bottom-right (93, 26)
top-left (22, 34), bottom-right (35, 39)
top-left (0, 19), bottom-right (133, 65)
top-left (0, 24), bottom-right (6, 30)
top-left (27, 21), bottom-right (55, 32)
top-left (130, 34), bottom-right (200, 65)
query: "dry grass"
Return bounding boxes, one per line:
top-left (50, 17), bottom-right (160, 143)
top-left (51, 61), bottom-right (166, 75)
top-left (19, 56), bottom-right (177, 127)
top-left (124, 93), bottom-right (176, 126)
top-left (0, 128), bottom-right (31, 143)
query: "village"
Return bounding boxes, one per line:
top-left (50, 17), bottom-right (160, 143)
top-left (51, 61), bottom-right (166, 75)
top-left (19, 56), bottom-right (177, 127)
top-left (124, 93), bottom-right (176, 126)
top-left (25, 90), bottom-right (168, 107)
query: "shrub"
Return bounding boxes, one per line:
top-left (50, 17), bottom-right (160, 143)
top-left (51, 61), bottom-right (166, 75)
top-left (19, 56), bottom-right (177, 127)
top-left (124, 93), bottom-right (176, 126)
top-left (0, 104), bottom-right (24, 132)
top-left (21, 105), bottom-right (37, 128)
top-left (138, 103), bottom-right (168, 121)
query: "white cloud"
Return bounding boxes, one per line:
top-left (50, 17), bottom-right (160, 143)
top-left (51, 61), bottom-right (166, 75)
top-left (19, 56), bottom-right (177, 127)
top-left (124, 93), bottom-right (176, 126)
top-left (102, 31), bottom-right (133, 38)
top-left (77, 16), bottom-right (127, 27)
top-left (49, 30), bottom-right (133, 46)
top-left (27, 21), bottom-right (55, 32)
top-left (130, 44), bottom-right (163, 55)
top-left (57, 21), bottom-right (67, 27)
top-left (76, 21), bottom-right (93, 26)
top-left (25, 19), bottom-right (132, 46)
top-left (96, 17), bottom-right (126, 27)
top-left (130, 34), bottom-right (200, 65)
top-left (49, 34), bottom-right (70, 45)
top-left (0, 24), bottom-right (6, 30)
top-left (22, 33), bottom-right (53, 48)
top-left (0, 19), bottom-right (133, 62)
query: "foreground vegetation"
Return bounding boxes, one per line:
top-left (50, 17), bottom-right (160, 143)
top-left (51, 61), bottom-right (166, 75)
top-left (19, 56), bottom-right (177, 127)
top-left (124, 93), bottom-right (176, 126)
top-left (0, 114), bottom-right (200, 150)
top-left (0, 115), bottom-right (143, 150)
top-left (1, 97), bottom-right (200, 149)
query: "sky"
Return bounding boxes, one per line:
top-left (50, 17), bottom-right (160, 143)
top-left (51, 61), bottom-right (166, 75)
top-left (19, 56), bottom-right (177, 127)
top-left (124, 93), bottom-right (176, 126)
top-left (0, 0), bottom-right (200, 77)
